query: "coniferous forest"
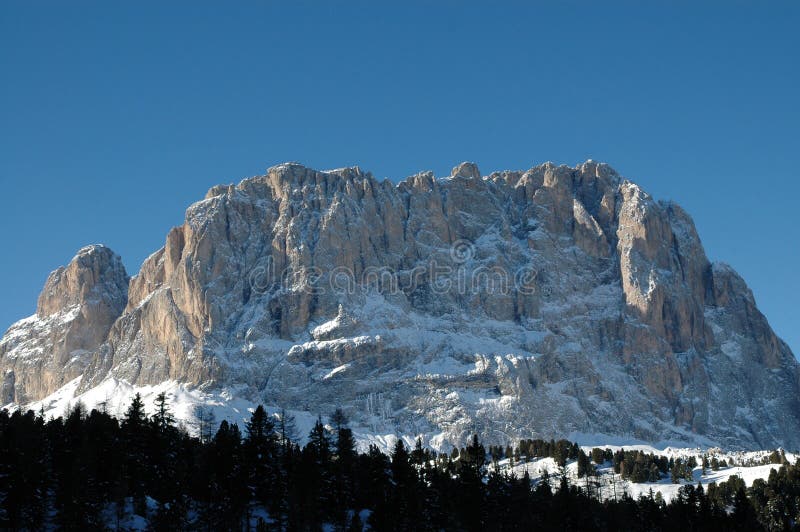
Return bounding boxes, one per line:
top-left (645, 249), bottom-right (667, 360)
top-left (2, 395), bottom-right (800, 531)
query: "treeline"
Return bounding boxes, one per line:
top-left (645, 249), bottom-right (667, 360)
top-left (489, 438), bottom-right (582, 466)
top-left (486, 440), bottom-right (673, 483)
top-left (1, 396), bottom-right (799, 531)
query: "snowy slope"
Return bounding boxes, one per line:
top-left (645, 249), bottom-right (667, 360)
top-left (499, 447), bottom-right (797, 504)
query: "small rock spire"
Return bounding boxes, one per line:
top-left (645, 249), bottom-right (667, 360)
top-left (450, 162), bottom-right (481, 180)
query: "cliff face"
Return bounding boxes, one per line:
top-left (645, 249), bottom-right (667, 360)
top-left (0, 245), bottom-right (128, 404)
top-left (2, 161), bottom-right (798, 449)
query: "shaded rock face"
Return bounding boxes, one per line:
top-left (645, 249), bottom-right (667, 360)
top-left (0, 245), bottom-right (128, 404)
top-left (2, 161), bottom-right (798, 450)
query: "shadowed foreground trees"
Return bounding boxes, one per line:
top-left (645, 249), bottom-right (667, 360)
top-left (0, 396), bottom-right (799, 530)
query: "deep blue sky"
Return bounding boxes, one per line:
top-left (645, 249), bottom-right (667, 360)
top-left (1, 2), bottom-right (798, 355)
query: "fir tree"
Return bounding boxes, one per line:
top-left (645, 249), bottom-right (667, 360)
top-left (244, 406), bottom-right (277, 514)
top-left (121, 393), bottom-right (150, 515)
top-left (152, 392), bottom-right (175, 432)
top-left (577, 449), bottom-right (594, 478)
top-left (332, 417), bottom-right (358, 527)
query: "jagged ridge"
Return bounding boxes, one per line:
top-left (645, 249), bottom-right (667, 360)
top-left (1, 160), bottom-right (798, 450)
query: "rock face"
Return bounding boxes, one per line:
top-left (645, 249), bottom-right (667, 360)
top-left (2, 161), bottom-right (798, 450)
top-left (0, 245), bottom-right (128, 404)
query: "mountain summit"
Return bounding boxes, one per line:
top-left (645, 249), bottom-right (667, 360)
top-left (2, 161), bottom-right (797, 449)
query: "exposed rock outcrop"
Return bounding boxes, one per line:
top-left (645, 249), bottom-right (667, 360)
top-left (0, 245), bottom-right (128, 403)
top-left (2, 161), bottom-right (797, 450)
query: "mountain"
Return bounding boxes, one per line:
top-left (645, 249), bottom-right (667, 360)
top-left (1, 161), bottom-right (798, 450)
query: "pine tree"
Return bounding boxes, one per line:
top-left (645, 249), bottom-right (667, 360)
top-left (196, 420), bottom-right (247, 529)
top-left (307, 417), bottom-right (331, 464)
top-left (124, 393), bottom-right (147, 427)
top-left (591, 447), bottom-right (606, 465)
top-left (148, 393), bottom-right (185, 521)
top-left (152, 392), bottom-right (175, 432)
top-left (274, 410), bottom-right (297, 529)
top-left (331, 407), bottom-right (349, 432)
top-left (731, 485), bottom-right (759, 530)
top-left (244, 406), bottom-right (277, 513)
top-left (464, 434), bottom-right (486, 471)
top-left (121, 393), bottom-right (150, 515)
top-left (300, 417), bottom-right (333, 526)
top-left (333, 417), bottom-right (358, 527)
top-left (85, 409), bottom-right (124, 527)
top-left (577, 450), bottom-right (594, 479)
top-left (387, 439), bottom-right (422, 530)
top-left (361, 445), bottom-right (391, 529)
top-left (411, 437), bottom-right (427, 471)
top-left (457, 435), bottom-right (487, 530)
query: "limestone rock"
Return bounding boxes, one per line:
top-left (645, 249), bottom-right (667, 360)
top-left (0, 245), bottom-right (128, 403)
top-left (2, 161), bottom-right (798, 450)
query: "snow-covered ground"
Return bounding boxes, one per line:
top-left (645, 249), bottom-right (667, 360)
top-left (22, 375), bottom-right (417, 452)
top-left (494, 446), bottom-right (796, 503)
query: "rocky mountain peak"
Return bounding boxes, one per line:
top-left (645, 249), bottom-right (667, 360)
top-left (36, 244), bottom-right (128, 318)
top-left (2, 161), bottom-right (798, 450)
top-left (451, 161), bottom-right (481, 180)
top-left (1, 245), bottom-right (128, 404)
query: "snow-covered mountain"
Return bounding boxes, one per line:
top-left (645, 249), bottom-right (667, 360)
top-left (2, 161), bottom-right (798, 450)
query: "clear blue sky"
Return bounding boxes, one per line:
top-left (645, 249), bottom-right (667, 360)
top-left (1, 2), bottom-right (798, 356)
